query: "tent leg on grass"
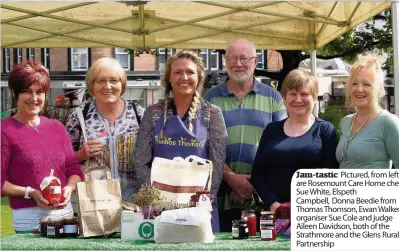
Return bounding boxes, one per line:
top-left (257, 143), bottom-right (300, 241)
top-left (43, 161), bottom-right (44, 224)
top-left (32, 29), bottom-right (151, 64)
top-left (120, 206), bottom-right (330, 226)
top-left (392, 0), bottom-right (399, 116)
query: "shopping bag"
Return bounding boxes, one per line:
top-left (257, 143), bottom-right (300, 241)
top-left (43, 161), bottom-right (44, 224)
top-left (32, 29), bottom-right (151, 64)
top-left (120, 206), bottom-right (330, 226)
top-left (151, 155), bottom-right (212, 208)
top-left (154, 207), bottom-right (214, 243)
top-left (76, 166), bottom-right (122, 237)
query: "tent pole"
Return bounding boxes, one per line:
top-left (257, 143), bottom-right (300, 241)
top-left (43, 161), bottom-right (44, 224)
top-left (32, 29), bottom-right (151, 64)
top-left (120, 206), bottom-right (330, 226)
top-left (310, 50), bottom-right (317, 75)
top-left (311, 49), bottom-right (318, 117)
top-left (310, 19), bottom-right (318, 117)
top-left (392, 1), bottom-right (399, 116)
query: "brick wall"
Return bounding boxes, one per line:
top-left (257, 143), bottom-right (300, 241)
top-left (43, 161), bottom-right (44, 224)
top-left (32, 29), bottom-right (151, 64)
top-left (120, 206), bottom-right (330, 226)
top-left (50, 48), bottom-right (68, 72)
top-left (2, 48), bottom-right (284, 74)
top-left (267, 50), bottom-right (283, 70)
top-left (134, 53), bottom-right (156, 71)
top-left (91, 48), bottom-right (113, 64)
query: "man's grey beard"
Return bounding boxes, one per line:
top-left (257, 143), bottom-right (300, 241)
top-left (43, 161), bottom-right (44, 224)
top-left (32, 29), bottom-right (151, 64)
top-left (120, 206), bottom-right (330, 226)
top-left (227, 71), bottom-right (252, 86)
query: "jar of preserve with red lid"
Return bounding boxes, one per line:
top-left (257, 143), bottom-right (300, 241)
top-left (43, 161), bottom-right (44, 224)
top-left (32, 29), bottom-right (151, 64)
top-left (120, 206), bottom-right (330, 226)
top-left (47, 218), bottom-right (63, 238)
top-left (62, 217), bottom-right (79, 237)
top-left (260, 211), bottom-right (275, 226)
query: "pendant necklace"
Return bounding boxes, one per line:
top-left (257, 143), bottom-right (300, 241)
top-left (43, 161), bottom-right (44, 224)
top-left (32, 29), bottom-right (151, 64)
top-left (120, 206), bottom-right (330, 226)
top-left (32, 126), bottom-right (39, 133)
top-left (339, 110), bottom-right (374, 163)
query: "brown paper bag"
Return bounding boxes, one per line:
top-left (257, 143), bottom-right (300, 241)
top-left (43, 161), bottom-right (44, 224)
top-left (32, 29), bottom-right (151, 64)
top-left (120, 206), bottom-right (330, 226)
top-left (76, 166), bottom-right (122, 237)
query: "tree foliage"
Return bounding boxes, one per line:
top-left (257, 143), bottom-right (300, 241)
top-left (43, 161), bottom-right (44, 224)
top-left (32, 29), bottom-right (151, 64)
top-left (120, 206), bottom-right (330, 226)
top-left (317, 9), bottom-right (393, 72)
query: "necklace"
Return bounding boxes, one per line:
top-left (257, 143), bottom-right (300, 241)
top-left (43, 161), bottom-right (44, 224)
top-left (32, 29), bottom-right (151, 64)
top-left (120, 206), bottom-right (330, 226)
top-left (339, 110), bottom-right (374, 163)
top-left (350, 110), bottom-right (375, 135)
top-left (32, 126), bottom-right (39, 133)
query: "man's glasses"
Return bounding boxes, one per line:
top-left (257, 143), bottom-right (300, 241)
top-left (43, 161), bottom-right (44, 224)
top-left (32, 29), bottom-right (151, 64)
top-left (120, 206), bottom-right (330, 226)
top-left (225, 56), bottom-right (257, 65)
top-left (95, 79), bottom-right (120, 86)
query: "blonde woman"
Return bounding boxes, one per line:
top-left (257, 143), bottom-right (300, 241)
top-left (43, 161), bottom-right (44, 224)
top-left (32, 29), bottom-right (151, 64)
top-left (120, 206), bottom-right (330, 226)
top-left (336, 55), bottom-right (399, 169)
top-left (134, 50), bottom-right (227, 232)
top-left (251, 69), bottom-right (338, 212)
top-left (66, 57), bottom-right (145, 200)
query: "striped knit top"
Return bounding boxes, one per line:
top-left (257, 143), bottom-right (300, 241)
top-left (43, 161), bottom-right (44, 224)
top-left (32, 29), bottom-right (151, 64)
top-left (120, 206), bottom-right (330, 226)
top-left (204, 78), bottom-right (287, 176)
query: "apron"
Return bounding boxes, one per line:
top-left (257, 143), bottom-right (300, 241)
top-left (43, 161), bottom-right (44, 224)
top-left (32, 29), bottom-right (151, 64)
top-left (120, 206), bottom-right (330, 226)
top-left (152, 108), bottom-right (220, 232)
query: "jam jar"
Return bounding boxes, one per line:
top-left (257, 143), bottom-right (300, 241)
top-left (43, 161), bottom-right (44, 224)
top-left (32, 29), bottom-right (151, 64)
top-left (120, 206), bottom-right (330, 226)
top-left (261, 225), bottom-right (276, 241)
top-left (47, 218), bottom-right (64, 238)
top-left (241, 210), bottom-right (257, 236)
top-left (260, 211), bottom-right (275, 226)
top-left (189, 191), bottom-right (214, 208)
top-left (39, 218), bottom-right (49, 236)
top-left (62, 217), bottom-right (79, 237)
top-left (232, 220), bottom-right (249, 239)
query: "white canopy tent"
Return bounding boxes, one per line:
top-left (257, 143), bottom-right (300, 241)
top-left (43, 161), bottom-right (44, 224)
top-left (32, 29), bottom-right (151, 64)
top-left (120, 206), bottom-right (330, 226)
top-left (1, 1), bottom-right (398, 114)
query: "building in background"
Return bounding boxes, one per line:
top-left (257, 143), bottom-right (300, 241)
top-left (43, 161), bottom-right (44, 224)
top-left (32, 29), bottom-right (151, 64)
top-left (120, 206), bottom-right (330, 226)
top-left (1, 47), bottom-right (283, 113)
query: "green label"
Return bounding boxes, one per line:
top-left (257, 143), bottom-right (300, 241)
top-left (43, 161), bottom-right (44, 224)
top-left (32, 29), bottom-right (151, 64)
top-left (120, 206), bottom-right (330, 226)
top-left (138, 222), bottom-right (154, 239)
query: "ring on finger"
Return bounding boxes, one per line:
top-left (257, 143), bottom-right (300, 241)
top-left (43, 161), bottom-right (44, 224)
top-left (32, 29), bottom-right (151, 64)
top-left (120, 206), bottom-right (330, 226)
top-left (89, 148), bottom-right (93, 154)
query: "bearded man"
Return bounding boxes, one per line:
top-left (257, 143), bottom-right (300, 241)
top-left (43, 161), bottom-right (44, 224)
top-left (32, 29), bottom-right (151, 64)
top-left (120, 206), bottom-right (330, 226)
top-left (204, 39), bottom-right (287, 232)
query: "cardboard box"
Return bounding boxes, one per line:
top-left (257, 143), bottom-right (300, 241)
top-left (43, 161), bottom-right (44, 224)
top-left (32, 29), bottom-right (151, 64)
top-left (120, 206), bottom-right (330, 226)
top-left (121, 211), bottom-right (155, 241)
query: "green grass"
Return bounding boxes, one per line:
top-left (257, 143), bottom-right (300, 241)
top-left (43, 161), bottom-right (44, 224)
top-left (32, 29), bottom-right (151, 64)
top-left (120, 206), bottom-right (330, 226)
top-left (1, 197), bottom-right (15, 237)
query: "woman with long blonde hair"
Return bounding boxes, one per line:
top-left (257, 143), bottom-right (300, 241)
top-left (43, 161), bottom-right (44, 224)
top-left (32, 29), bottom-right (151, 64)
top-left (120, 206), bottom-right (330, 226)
top-left (134, 50), bottom-right (227, 232)
top-left (336, 55), bottom-right (399, 169)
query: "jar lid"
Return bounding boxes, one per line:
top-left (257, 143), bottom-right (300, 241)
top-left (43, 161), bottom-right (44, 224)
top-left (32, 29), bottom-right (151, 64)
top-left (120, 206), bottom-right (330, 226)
top-left (261, 211), bottom-right (274, 215)
top-left (232, 220), bottom-right (248, 224)
top-left (232, 220), bottom-right (247, 224)
top-left (47, 218), bottom-right (63, 224)
top-left (39, 218), bottom-right (49, 222)
top-left (62, 216), bottom-right (78, 222)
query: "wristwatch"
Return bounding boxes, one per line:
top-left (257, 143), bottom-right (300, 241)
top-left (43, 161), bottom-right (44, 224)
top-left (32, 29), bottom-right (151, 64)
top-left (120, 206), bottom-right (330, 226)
top-left (24, 186), bottom-right (32, 199)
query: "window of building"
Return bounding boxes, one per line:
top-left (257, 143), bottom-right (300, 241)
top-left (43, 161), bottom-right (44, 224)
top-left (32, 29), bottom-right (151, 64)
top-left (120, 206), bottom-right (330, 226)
top-left (256, 50), bottom-right (264, 69)
top-left (210, 50), bottom-right (219, 70)
top-left (201, 49), bottom-right (209, 70)
top-left (15, 48), bottom-right (23, 64)
top-left (3, 48), bottom-right (10, 73)
top-left (42, 48), bottom-right (50, 69)
top-left (200, 49), bottom-right (219, 70)
top-left (71, 48), bottom-right (88, 71)
top-left (28, 48), bottom-right (35, 60)
top-left (115, 48), bottom-right (130, 70)
top-left (158, 48), bottom-right (174, 71)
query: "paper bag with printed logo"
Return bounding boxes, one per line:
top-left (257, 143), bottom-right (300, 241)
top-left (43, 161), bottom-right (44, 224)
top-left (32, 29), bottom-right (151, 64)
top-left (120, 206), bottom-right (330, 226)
top-left (151, 155), bottom-right (212, 208)
top-left (76, 166), bottom-right (122, 237)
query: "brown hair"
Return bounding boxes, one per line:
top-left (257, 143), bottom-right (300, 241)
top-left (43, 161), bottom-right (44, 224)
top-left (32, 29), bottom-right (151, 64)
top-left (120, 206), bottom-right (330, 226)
top-left (85, 57), bottom-right (127, 96)
top-left (345, 54), bottom-right (385, 109)
top-left (160, 50), bottom-right (206, 137)
top-left (8, 60), bottom-right (50, 100)
top-left (281, 69), bottom-right (318, 99)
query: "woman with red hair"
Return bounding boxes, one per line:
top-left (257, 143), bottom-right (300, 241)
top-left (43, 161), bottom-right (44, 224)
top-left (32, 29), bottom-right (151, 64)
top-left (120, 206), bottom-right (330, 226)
top-left (1, 60), bottom-right (84, 232)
